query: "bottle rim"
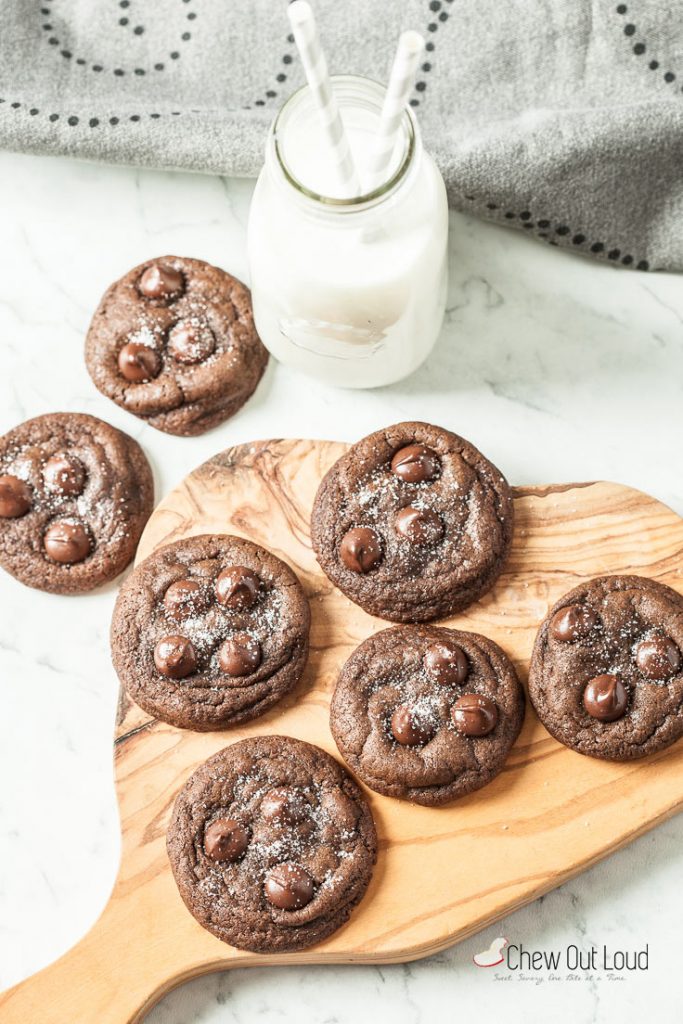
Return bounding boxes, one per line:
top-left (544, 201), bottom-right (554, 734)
top-left (269, 74), bottom-right (417, 211)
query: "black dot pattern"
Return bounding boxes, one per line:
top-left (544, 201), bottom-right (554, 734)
top-left (247, 31), bottom-right (297, 110)
top-left (463, 194), bottom-right (650, 270)
top-left (1, 94), bottom-right (181, 129)
top-left (409, 0), bottom-right (454, 107)
top-left (615, 5), bottom-right (682, 92)
top-left (39, 0), bottom-right (197, 76)
top-left (7, 0), bottom-right (201, 127)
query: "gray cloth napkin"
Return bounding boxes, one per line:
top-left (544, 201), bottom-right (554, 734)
top-left (1, 0), bottom-right (681, 271)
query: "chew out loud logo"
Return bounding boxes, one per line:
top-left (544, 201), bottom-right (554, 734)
top-left (473, 937), bottom-right (649, 972)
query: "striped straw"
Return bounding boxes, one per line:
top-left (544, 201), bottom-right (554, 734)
top-left (367, 30), bottom-right (424, 190)
top-left (287, 1), bottom-right (361, 199)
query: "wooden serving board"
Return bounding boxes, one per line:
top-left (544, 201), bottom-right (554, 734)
top-left (4, 438), bottom-right (683, 1024)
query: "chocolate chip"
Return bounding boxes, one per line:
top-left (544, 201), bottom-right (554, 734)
top-left (260, 787), bottom-right (308, 825)
top-left (264, 862), bottom-right (315, 910)
top-left (0, 474), bottom-right (31, 518)
top-left (153, 635), bottom-right (197, 678)
top-left (390, 444), bottom-right (440, 483)
top-left (138, 263), bottom-right (184, 300)
top-left (550, 604), bottom-right (599, 642)
top-left (168, 322), bottom-right (216, 364)
top-left (339, 527), bottom-right (382, 573)
top-left (163, 579), bottom-right (209, 620)
top-left (43, 519), bottom-right (92, 564)
top-left (203, 818), bottom-right (249, 862)
top-left (394, 506), bottom-right (443, 545)
top-left (424, 640), bottom-right (469, 684)
top-left (219, 633), bottom-right (261, 676)
top-left (215, 566), bottom-right (260, 609)
top-left (451, 693), bottom-right (498, 736)
top-left (635, 636), bottom-right (681, 680)
top-left (582, 674), bottom-right (628, 721)
top-left (390, 704), bottom-right (436, 746)
top-left (118, 342), bottom-right (162, 382)
top-left (43, 453), bottom-right (86, 496)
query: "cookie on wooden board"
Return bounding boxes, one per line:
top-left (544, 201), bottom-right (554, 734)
top-left (111, 533), bottom-right (310, 731)
top-left (330, 624), bottom-right (525, 805)
top-left (310, 421), bottom-right (513, 623)
top-left (167, 735), bottom-right (377, 952)
top-left (529, 574), bottom-right (683, 761)
top-left (85, 256), bottom-right (268, 436)
top-left (0, 411), bottom-right (153, 594)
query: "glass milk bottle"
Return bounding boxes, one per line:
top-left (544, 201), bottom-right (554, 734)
top-left (247, 76), bottom-right (448, 388)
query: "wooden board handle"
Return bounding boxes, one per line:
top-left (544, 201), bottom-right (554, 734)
top-left (7, 456), bottom-right (683, 1017)
top-left (0, 880), bottom-right (210, 1024)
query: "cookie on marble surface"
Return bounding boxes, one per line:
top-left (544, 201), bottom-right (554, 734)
top-left (111, 534), bottom-right (310, 731)
top-left (529, 574), bottom-right (683, 761)
top-left (85, 256), bottom-right (268, 436)
top-left (0, 412), bottom-right (153, 594)
top-left (310, 421), bottom-right (514, 623)
top-left (167, 734), bottom-right (377, 952)
top-left (330, 624), bottom-right (525, 805)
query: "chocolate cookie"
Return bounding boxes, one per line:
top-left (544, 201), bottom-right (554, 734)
top-left (529, 575), bottom-right (683, 761)
top-left (85, 256), bottom-right (268, 436)
top-left (330, 625), bottom-right (525, 805)
top-left (111, 534), bottom-right (310, 731)
top-left (311, 422), bottom-right (513, 623)
top-left (167, 735), bottom-right (377, 952)
top-left (0, 412), bottom-right (153, 594)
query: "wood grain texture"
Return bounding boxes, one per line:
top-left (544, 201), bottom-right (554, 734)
top-left (4, 438), bottom-right (683, 1024)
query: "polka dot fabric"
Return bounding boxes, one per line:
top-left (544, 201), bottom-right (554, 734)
top-left (0, 0), bottom-right (680, 270)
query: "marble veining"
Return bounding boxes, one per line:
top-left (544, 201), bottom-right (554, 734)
top-left (0, 151), bottom-right (681, 1023)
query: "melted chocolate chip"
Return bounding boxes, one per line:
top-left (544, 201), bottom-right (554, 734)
top-left (339, 527), bottom-right (382, 573)
top-left (390, 444), bottom-right (440, 483)
top-left (264, 862), bottom-right (315, 910)
top-left (153, 635), bottom-right (197, 679)
top-left (168, 322), bottom-right (216, 364)
top-left (204, 818), bottom-right (250, 862)
top-left (550, 604), bottom-right (599, 642)
top-left (390, 704), bottom-right (436, 746)
top-left (43, 453), bottom-right (86, 496)
top-left (118, 342), bottom-right (162, 382)
top-left (219, 633), bottom-right (261, 676)
top-left (0, 474), bottom-right (31, 518)
top-left (395, 506), bottom-right (443, 545)
top-left (451, 693), bottom-right (498, 736)
top-left (215, 566), bottom-right (261, 610)
top-left (260, 787), bottom-right (308, 826)
top-left (163, 579), bottom-right (209, 620)
top-left (635, 636), bottom-right (681, 680)
top-left (43, 520), bottom-right (92, 564)
top-left (138, 263), bottom-right (184, 301)
top-left (424, 641), bottom-right (469, 684)
top-left (582, 674), bottom-right (628, 722)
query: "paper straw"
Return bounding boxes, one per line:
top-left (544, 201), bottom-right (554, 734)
top-left (367, 30), bottom-right (424, 190)
top-left (287, 1), bottom-right (361, 198)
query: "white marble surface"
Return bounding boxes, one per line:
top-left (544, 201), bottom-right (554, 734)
top-left (1, 150), bottom-right (682, 1023)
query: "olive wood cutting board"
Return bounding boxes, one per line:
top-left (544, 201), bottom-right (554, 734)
top-left (3, 438), bottom-right (683, 1024)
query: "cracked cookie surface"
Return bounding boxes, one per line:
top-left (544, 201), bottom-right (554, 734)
top-left (85, 255), bottom-right (268, 436)
top-left (330, 625), bottom-right (525, 805)
top-left (310, 421), bottom-right (513, 623)
top-left (0, 412), bottom-right (153, 594)
top-left (110, 534), bottom-right (310, 731)
top-left (167, 735), bottom-right (377, 952)
top-left (529, 575), bottom-right (683, 761)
